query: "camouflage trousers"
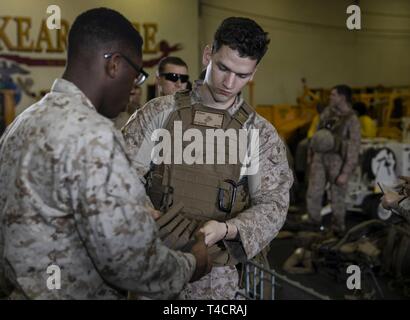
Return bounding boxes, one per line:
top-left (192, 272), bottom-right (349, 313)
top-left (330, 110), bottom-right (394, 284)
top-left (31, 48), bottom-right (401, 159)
top-left (306, 153), bottom-right (348, 231)
top-left (180, 265), bottom-right (240, 300)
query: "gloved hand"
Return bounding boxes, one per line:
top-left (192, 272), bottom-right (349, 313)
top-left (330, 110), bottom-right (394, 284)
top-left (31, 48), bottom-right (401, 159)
top-left (156, 202), bottom-right (200, 250)
top-left (188, 233), bottom-right (212, 283)
top-left (199, 220), bottom-right (228, 247)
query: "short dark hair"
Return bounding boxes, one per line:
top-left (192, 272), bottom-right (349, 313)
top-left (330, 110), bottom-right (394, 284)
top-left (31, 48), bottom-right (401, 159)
top-left (212, 17), bottom-right (270, 63)
top-left (67, 8), bottom-right (143, 61)
top-left (333, 85), bottom-right (353, 104)
top-left (158, 56), bottom-right (188, 74)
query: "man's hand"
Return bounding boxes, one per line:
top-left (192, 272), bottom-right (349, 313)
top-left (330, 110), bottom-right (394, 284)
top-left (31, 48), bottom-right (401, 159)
top-left (189, 233), bottom-right (212, 283)
top-left (336, 173), bottom-right (349, 186)
top-left (381, 191), bottom-right (406, 210)
top-left (199, 220), bottom-right (228, 247)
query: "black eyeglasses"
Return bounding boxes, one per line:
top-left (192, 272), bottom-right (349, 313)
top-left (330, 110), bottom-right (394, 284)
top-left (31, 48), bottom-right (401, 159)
top-left (160, 72), bottom-right (189, 83)
top-left (104, 52), bottom-right (149, 85)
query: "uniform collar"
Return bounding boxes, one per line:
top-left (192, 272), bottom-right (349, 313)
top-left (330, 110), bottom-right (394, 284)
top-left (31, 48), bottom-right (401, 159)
top-left (192, 80), bottom-right (244, 115)
top-left (50, 78), bottom-right (96, 111)
top-left (330, 105), bottom-right (352, 116)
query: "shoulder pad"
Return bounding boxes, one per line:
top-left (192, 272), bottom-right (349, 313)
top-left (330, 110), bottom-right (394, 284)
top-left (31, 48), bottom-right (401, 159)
top-left (232, 100), bottom-right (255, 127)
top-left (174, 89), bottom-right (191, 110)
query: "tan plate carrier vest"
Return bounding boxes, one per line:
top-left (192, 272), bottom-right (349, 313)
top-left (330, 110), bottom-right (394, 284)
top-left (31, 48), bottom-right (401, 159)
top-left (312, 109), bottom-right (354, 154)
top-left (145, 90), bottom-right (255, 266)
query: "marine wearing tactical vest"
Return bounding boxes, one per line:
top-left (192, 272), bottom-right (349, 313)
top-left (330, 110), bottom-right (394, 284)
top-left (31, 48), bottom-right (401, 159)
top-left (122, 16), bottom-right (292, 300)
top-left (310, 107), bottom-right (355, 155)
top-left (146, 89), bottom-right (254, 266)
top-left (306, 85), bottom-right (361, 235)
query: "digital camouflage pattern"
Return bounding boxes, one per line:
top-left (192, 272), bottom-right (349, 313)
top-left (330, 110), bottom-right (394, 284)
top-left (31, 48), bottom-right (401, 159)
top-left (0, 79), bottom-right (195, 299)
top-left (122, 82), bottom-right (293, 299)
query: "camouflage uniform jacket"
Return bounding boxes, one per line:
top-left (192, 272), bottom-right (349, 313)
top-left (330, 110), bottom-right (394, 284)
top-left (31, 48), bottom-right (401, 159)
top-left (122, 82), bottom-right (293, 299)
top-left (0, 79), bottom-right (195, 299)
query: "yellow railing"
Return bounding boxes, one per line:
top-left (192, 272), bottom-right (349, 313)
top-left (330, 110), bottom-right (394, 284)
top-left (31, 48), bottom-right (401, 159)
top-left (1, 89), bottom-right (16, 127)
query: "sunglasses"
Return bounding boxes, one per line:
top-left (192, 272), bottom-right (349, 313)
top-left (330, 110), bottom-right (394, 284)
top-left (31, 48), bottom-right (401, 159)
top-left (160, 72), bottom-right (189, 83)
top-left (104, 52), bottom-right (149, 85)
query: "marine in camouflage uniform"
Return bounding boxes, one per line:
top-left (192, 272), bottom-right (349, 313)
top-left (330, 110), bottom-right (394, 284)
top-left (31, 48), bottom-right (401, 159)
top-left (122, 17), bottom-right (293, 299)
top-left (307, 85), bottom-right (361, 233)
top-left (122, 79), bottom-right (293, 299)
top-left (0, 78), bottom-right (200, 299)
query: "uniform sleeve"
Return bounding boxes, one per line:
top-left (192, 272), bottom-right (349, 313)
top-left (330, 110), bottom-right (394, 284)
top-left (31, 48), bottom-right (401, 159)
top-left (341, 115), bottom-right (361, 176)
top-left (62, 128), bottom-right (195, 299)
top-left (122, 97), bottom-right (174, 177)
top-left (227, 119), bottom-right (293, 259)
top-left (0, 135), bottom-right (13, 297)
top-left (0, 220), bottom-right (10, 296)
top-left (393, 198), bottom-right (410, 224)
